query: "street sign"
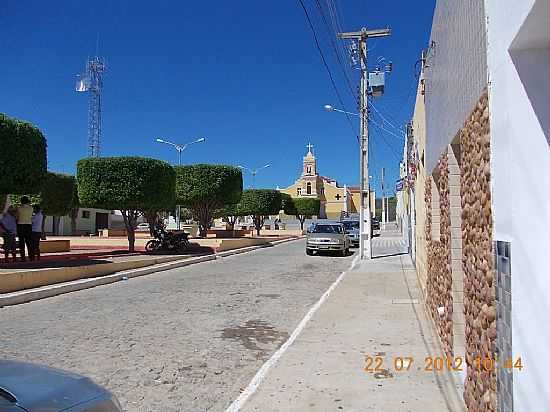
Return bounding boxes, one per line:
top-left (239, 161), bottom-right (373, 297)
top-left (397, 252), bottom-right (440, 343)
top-left (396, 178), bottom-right (404, 192)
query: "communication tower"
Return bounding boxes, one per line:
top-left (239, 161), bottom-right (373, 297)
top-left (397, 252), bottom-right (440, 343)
top-left (76, 56), bottom-right (106, 157)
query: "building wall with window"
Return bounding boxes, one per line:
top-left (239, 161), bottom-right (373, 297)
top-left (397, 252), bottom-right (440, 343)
top-left (486, 0), bottom-right (550, 409)
top-left (43, 208), bottom-right (124, 235)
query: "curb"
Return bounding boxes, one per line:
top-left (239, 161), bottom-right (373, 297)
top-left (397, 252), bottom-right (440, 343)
top-left (0, 237), bottom-right (303, 308)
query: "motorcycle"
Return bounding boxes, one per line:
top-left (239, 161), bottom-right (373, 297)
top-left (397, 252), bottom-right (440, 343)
top-left (145, 226), bottom-right (190, 253)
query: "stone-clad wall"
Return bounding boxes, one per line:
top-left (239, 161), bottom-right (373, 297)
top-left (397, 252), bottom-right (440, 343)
top-left (460, 92), bottom-right (496, 411)
top-left (425, 151), bottom-right (454, 357)
top-left (437, 152), bottom-right (453, 356)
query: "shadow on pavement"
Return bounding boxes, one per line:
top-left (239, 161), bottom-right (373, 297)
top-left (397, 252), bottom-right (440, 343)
top-left (372, 251), bottom-right (408, 259)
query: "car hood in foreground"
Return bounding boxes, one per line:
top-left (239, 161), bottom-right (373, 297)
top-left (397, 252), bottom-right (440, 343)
top-left (0, 360), bottom-right (109, 411)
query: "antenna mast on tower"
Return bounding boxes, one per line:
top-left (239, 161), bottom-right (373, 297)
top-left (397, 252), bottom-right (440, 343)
top-left (76, 56), bottom-right (106, 157)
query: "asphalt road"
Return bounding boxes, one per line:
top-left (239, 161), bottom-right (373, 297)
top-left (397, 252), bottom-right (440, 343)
top-left (0, 239), bottom-right (355, 411)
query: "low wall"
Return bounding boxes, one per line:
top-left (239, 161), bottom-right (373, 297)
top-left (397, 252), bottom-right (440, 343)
top-left (194, 237), bottom-right (277, 252)
top-left (39, 239), bottom-right (70, 253)
top-left (0, 255), bottom-right (185, 294)
top-left (259, 229), bottom-right (304, 236)
top-left (100, 229), bottom-right (127, 237)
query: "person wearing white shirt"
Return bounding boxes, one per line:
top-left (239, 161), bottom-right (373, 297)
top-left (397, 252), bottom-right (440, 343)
top-left (0, 206), bottom-right (18, 263)
top-left (31, 205), bottom-right (44, 261)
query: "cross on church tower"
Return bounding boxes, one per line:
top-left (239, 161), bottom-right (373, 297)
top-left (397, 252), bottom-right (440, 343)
top-left (306, 143), bottom-right (314, 154)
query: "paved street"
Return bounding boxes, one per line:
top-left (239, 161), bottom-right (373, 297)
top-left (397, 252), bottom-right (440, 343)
top-left (0, 239), bottom-right (354, 411)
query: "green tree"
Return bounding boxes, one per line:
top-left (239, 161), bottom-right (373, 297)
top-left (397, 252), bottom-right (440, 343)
top-left (218, 202), bottom-right (249, 231)
top-left (238, 189), bottom-right (282, 235)
top-left (68, 183), bottom-right (80, 235)
top-left (77, 157), bottom-right (175, 251)
top-left (175, 164), bottom-right (242, 237)
top-left (0, 113), bottom-right (47, 208)
top-left (291, 198), bottom-right (321, 230)
top-left (11, 173), bottom-right (79, 236)
top-left (281, 193), bottom-right (296, 215)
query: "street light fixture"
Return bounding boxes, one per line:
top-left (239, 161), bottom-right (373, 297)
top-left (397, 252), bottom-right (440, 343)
top-left (237, 164), bottom-right (271, 188)
top-left (156, 136), bottom-right (206, 230)
top-left (156, 137), bottom-right (206, 165)
top-left (323, 104), bottom-right (360, 117)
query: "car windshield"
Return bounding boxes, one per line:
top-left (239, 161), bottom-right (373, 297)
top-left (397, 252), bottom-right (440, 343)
top-left (342, 221), bottom-right (359, 231)
top-left (312, 224), bottom-right (343, 234)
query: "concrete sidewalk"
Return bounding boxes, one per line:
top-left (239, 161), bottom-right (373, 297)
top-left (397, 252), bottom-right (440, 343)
top-left (238, 232), bottom-right (464, 412)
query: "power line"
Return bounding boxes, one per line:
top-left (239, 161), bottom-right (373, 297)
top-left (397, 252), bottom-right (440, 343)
top-left (368, 100), bottom-right (405, 133)
top-left (370, 122), bottom-right (403, 161)
top-left (313, 0), bottom-right (356, 99)
top-left (297, 0), bottom-right (358, 142)
top-left (371, 117), bottom-right (406, 141)
top-left (324, 0), bottom-right (355, 81)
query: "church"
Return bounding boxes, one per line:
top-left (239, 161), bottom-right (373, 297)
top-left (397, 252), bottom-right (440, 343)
top-left (279, 144), bottom-right (375, 220)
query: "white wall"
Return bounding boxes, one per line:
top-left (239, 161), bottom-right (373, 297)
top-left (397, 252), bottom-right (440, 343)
top-left (424, 0), bottom-right (487, 173)
top-left (486, 0), bottom-right (550, 409)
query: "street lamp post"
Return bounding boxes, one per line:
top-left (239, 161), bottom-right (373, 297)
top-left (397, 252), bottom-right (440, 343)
top-left (324, 103), bottom-right (373, 259)
top-left (237, 164), bottom-right (271, 189)
top-left (156, 137), bottom-right (206, 229)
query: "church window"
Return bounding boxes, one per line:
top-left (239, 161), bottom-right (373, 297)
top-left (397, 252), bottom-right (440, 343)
top-left (306, 182), bottom-right (312, 195)
top-left (307, 165), bottom-right (312, 174)
top-left (297, 187), bottom-right (302, 196)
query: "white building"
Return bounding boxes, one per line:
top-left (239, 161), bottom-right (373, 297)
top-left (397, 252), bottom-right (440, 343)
top-left (407, 1), bottom-right (550, 410)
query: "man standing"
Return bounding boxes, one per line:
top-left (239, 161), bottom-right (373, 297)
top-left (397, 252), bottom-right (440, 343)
top-left (31, 204), bottom-right (44, 261)
top-left (16, 196), bottom-right (33, 261)
top-left (0, 206), bottom-right (18, 263)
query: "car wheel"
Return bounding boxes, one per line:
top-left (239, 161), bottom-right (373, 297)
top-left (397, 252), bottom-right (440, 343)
top-left (306, 248), bottom-right (313, 256)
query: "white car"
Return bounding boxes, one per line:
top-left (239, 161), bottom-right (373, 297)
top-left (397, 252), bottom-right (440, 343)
top-left (135, 222), bottom-right (150, 232)
top-left (306, 222), bottom-right (350, 257)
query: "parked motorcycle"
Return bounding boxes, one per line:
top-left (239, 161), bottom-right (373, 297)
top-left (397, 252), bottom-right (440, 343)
top-left (145, 226), bottom-right (190, 253)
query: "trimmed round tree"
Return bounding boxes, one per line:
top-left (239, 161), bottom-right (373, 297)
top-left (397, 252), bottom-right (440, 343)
top-left (68, 182), bottom-right (80, 235)
top-left (238, 189), bottom-right (282, 235)
top-left (281, 193), bottom-right (296, 216)
top-left (11, 172), bottom-right (77, 236)
top-left (218, 202), bottom-right (249, 231)
top-left (41, 173), bottom-right (77, 235)
top-left (0, 113), bottom-right (47, 208)
top-left (77, 157), bottom-right (176, 251)
top-left (175, 164), bottom-right (242, 237)
top-left (291, 197), bottom-right (321, 230)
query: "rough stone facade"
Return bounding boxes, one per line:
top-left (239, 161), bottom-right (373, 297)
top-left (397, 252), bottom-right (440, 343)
top-left (425, 151), bottom-right (454, 357)
top-left (460, 92), bottom-right (496, 411)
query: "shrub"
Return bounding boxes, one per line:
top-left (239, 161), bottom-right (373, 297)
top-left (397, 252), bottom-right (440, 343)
top-left (77, 157), bottom-right (175, 251)
top-left (175, 164), bottom-right (242, 237)
top-left (238, 189), bottom-right (282, 235)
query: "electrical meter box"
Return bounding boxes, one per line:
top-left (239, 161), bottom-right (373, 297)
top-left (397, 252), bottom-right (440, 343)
top-left (368, 71), bottom-right (385, 97)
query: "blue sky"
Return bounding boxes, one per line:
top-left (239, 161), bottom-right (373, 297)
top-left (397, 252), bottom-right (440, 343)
top-left (0, 0), bottom-right (435, 195)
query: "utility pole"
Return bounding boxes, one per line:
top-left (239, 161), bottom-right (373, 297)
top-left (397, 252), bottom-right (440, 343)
top-left (338, 27), bottom-right (391, 259)
top-left (381, 167), bottom-right (386, 229)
